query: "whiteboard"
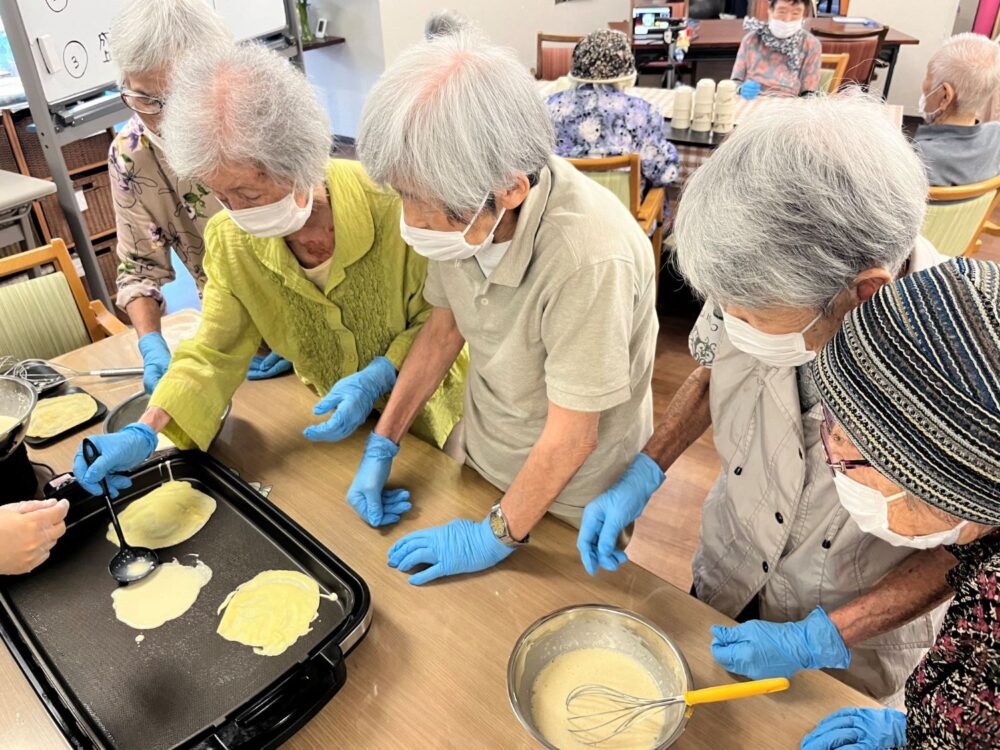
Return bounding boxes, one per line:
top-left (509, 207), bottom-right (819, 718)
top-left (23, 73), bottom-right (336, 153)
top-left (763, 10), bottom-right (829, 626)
top-left (13, 0), bottom-right (288, 105)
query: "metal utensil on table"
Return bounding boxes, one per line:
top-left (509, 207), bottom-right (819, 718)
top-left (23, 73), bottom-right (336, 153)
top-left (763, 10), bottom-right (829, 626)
top-left (566, 677), bottom-right (790, 745)
top-left (1, 356), bottom-right (142, 393)
top-left (80, 438), bottom-right (158, 584)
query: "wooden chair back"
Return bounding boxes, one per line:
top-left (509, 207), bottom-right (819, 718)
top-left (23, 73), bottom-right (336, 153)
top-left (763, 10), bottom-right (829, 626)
top-left (819, 52), bottom-right (849, 92)
top-left (536, 34), bottom-right (583, 80)
top-left (923, 174), bottom-right (1000, 258)
top-left (812, 26), bottom-right (888, 86)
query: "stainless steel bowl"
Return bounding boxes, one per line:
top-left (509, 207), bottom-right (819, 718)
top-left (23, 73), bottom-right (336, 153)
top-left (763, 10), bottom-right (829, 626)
top-left (104, 392), bottom-right (232, 449)
top-left (0, 375), bottom-right (37, 462)
top-left (508, 604), bottom-right (693, 749)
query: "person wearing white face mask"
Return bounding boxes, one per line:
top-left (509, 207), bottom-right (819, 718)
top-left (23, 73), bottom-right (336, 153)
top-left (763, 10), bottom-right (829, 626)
top-left (578, 95), bottom-right (955, 703)
top-left (732, 0), bottom-right (822, 97)
top-left (792, 258), bottom-right (1000, 750)
top-left (71, 43), bottom-right (467, 500)
top-left (913, 32), bottom-right (1000, 187)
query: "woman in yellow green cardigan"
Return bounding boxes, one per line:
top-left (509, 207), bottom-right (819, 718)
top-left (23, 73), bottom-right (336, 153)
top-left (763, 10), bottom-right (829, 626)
top-left (72, 44), bottom-right (465, 528)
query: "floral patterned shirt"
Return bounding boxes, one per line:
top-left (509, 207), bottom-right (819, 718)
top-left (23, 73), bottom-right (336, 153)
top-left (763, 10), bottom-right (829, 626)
top-left (901, 531), bottom-right (1000, 749)
top-left (732, 31), bottom-right (822, 97)
top-left (546, 84), bottom-right (679, 214)
top-left (109, 114), bottom-right (223, 310)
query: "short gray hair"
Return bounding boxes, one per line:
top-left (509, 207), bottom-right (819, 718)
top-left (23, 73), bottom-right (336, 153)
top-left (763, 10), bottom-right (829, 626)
top-left (927, 33), bottom-right (1000, 118)
top-left (109, 0), bottom-right (233, 86)
top-left (357, 31), bottom-right (554, 220)
top-left (162, 43), bottom-right (331, 192)
top-left (675, 94), bottom-right (928, 310)
top-left (424, 9), bottom-right (469, 39)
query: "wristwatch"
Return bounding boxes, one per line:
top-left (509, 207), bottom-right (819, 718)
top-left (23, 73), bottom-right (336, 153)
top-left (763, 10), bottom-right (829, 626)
top-left (489, 503), bottom-right (529, 547)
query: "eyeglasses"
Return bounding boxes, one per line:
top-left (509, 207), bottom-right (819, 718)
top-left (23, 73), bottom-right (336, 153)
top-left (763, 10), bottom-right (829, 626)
top-left (120, 88), bottom-right (165, 115)
top-left (819, 404), bottom-right (871, 476)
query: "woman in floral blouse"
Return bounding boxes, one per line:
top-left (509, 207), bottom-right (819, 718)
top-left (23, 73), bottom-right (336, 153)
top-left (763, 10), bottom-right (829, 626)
top-left (802, 258), bottom-right (1000, 750)
top-left (733, 0), bottom-right (821, 97)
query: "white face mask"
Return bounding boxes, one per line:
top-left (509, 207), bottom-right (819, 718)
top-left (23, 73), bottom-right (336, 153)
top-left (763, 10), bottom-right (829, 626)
top-left (918, 84), bottom-right (944, 124)
top-left (834, 473), bottom-right (967, 549)
top-left (399, 196), bottom-right (506, 262)
top-left (224, 190), bottom-right (313, 238)
top-left (769, 18), bottom-right (803, 39)
top-left (722, 310), bottom-right (822, 368)
top-left (142, 124), bottom-right (165, 152)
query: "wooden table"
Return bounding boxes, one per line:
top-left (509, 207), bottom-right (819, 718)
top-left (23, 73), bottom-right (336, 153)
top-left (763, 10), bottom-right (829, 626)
top-left (2, 314), bottom-right (879, 749)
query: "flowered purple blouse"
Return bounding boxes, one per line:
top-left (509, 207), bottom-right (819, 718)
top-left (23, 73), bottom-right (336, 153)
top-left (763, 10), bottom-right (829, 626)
top-left (108, 114), bottom-right (222, 310)
top-left (546, 84), bottom-right (679, 214)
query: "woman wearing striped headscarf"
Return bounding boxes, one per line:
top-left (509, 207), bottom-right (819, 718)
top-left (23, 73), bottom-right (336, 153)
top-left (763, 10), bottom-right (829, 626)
top-left (798, 258), bottom-right (1000, 749)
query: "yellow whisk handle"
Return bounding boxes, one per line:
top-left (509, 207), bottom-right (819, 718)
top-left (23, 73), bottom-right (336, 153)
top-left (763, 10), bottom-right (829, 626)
top-left (683, 678), bottom-right (790, 706)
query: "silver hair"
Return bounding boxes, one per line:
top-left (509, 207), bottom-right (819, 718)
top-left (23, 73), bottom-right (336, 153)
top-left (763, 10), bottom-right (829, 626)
top-left (927, 33), bottom-right (1000, 118)
top-left (356, 31), bottom-right (554, 220)
top-left (109, 0), bottom-right (233, 86)
top-left (162, 43), bottom-right (331, 192)
top-left (675, 93), bottom-right (928, 310)
top-left (424, 9), bottom-right (469, 39)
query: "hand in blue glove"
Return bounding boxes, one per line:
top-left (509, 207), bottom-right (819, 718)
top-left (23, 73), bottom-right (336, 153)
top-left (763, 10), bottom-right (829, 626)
top-left (247, 351), bottom-right (293, 380)
top-left (801, 708), bottom-right (906, 750)
top-left (346, 432), bottom-right (411, 527)
top-left (577, 452), bottom-right (664, 576)
top-left (72, 423), bottom-right (158, 498)
top-left (137, 332), bottom-right (171, 395)
top-left (711, 607), bottom-right (850, 680)
top-left (303, 357), bottom-right (396, 442)
top-left (388, 515), bottom-right (514, 585)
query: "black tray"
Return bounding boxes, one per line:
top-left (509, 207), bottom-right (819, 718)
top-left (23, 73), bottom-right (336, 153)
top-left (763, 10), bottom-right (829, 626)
top-left (0, 451), bottom-right (372, 750)
top-left (23, 386), bottom-right (108, 448)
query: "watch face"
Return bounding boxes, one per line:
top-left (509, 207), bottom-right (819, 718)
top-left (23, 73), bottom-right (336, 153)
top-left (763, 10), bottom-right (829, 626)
top-left (489, 509), bottom-right (506, 539)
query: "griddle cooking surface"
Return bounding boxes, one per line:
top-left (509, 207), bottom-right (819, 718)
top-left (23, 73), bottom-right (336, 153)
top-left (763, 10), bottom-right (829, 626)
top-left (3, 463), bottom-right (355, 750)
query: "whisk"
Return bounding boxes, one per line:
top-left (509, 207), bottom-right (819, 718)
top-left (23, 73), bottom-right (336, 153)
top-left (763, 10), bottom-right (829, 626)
top-left (566, 677), bottom-right (789, 745)
top-left (0, 356), bottom-right (143, 391)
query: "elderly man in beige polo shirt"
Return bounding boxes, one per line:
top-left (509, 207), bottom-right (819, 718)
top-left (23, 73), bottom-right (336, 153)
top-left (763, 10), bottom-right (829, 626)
top-left (346, 30), bottom-right (658, 585)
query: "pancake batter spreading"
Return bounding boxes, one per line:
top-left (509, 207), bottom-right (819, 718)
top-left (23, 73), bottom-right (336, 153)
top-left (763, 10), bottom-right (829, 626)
top-left (532, 647), bottom-right (669, 749)
top-left (26, 393), bottom-right (98, 438)
top-left (112, 559), bottom-right (213, 630)
top-left (217, 570), bottom-right (334, 656)
top-left (107, 481), bottom-right (216, 549)
top-left (0, 414), bottom-right (19, 436)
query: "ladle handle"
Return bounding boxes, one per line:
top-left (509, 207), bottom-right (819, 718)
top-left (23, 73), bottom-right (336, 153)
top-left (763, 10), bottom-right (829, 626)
top-left (81, 438), bottom-right (129, 548)
top-left (96, 367), bottom-right (144, 378)
top-left (684, 678), bottom-right (790, 706)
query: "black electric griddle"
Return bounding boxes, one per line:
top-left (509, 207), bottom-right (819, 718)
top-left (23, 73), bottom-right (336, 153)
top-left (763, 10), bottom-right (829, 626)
top-left (0, 451), bottom-right (371, 750)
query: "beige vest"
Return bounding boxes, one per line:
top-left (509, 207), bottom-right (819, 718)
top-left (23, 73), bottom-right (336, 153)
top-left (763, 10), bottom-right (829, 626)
top-left (692, 238), bottom-right (949, 703)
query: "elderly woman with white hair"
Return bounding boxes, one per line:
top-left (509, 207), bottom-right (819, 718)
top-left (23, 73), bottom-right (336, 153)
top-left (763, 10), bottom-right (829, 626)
top-left (914, 32), bottom-right (1000, 186)
top-left (71, 43), bottom-right (465, 515)
top-left (348, 31), bottom-right (657, 585)
top-left (579, 95), bottom-right (953, 702)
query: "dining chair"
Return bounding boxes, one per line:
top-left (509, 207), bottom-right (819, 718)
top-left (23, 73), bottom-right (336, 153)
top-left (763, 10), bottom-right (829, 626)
top-left (0, 238), bottom-right (127, 361)
top-left (812, 26), bottom-right (888, 86)
top-left (565, 154), bottom-right (667, 286)
top-left (535, 34), bottom-right (584, 80)
top-left (921, 173), bottom-right (1000, 258)
top-left (818, 52), bottom-right (849, 92)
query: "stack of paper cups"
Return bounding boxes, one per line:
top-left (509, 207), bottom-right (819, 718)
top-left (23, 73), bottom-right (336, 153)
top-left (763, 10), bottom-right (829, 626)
top-left (671, 85), bottom-right (694, 130)
top-left (691, 78), bottom-right (715, 133)
top-left (713, 79), bottom-right (738, 134)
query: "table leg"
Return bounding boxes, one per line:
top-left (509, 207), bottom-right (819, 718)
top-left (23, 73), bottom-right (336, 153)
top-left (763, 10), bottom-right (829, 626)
top-left (881, 44), bottom-right (900, 99)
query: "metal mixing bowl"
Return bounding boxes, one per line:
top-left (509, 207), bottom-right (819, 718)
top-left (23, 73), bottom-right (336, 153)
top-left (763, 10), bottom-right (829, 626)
top-left (0, 375), bottom-right (37, 462)
top-left (104, 392), bottom-right (232, 449)
top-left (508, 604), bottom-right (693, 749)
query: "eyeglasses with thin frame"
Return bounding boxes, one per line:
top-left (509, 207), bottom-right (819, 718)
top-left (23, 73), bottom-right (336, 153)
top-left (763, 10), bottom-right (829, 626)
top-left (820, 404), bottom-right (872, 476)
top-left (120, 88), bottom-right (165, 115)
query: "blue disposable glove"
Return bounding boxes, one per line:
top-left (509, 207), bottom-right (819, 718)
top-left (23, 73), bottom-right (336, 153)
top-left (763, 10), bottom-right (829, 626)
top-left (711, 607), bottom-right (850, 680)
top-left (801, 708), bottom-right (906, 750)
top-left (577, 452), bottom-right (665, 576)
top-left (346, 432), bottom-right (411, 527)
top-left (72, 423), bottom-right (158, 498)
top-left (137, 332), bottom-right (171, 395)
top-left (247, 351), bottom-right (293, 380)
top-left (303, 357), bottom-right (396, 442)
top-left (387, 515), bottom-right (514, 585)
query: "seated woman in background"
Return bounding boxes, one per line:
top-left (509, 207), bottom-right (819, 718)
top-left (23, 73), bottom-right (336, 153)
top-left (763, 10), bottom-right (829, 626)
top-left (799, 257), bottom-right (1000, 749)
top-left (73, 43), bottom-right (466, 527)
top-left (546, 30), bottom-right (679, 217)
top-left (732, 0), bottom-right (821, 97)
top-left (914, 32), bottom-right (1000, 186)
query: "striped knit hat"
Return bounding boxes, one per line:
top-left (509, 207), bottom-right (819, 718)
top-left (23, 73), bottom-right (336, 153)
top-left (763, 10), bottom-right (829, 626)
top-left (814, 258), bottom-right (1000, 524)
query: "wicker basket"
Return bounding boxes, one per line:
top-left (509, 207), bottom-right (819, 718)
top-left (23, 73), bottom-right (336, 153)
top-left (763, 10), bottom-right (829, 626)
top-left (13, 112), bottom-right (113, 179)
top-left (40, 171), bottom-right (116, 245)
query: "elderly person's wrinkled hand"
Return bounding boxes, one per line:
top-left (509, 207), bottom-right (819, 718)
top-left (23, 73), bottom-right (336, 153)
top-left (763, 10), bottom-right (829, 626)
top-left (72, 423), bottom-right (157, 498)
top-left (577, 453), bottom-right (664, 576)
top-left (0, 499), bottom-right (69, 575)
top-left (247, 352), bottom-right (293, 380)
top-left (801, 707), bottom-right (906, 750)
top-left (387, 516), bottom-right (514, 585)
top-left (345, 432), bottom-right (411, 527)
top-left (710, 607), bottom-right (850, 680)
top-left (304, 357), bottom-right (396, 443)
top-left (138, 332), bottom-right (171, 395)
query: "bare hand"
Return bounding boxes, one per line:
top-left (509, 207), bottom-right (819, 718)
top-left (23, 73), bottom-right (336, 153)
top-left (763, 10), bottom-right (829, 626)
top-left (0, 499), bottom-right (69, 575)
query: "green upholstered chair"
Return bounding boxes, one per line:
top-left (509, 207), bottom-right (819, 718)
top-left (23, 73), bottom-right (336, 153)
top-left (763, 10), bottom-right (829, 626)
top-left (921, 174), bottom-right (1000, 258)
top-left (819, 53), bottom-right (849, 93)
